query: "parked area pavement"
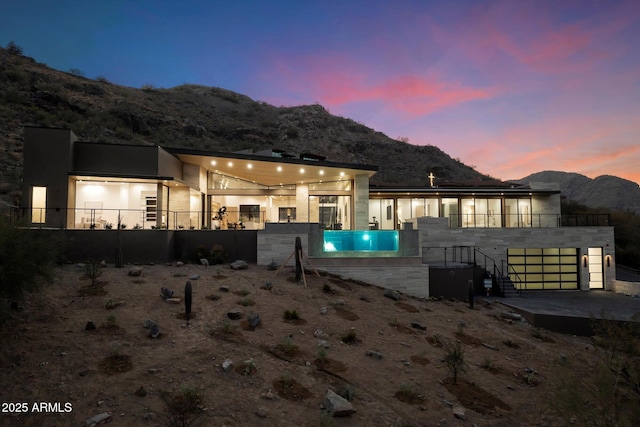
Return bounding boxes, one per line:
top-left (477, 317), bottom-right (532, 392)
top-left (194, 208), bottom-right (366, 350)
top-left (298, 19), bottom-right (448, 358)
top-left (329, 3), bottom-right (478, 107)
top-left (484, 290), bottom-right (640, 335)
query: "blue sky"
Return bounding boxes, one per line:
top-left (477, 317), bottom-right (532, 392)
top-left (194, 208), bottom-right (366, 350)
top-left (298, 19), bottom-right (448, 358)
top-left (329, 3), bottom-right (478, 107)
top-left (2, 0), bottom-right (639, 183)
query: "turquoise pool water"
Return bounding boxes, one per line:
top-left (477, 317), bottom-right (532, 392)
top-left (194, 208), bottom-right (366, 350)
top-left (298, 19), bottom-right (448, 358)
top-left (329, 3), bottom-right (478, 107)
top-left (323, 230), bottom-right (399, 252)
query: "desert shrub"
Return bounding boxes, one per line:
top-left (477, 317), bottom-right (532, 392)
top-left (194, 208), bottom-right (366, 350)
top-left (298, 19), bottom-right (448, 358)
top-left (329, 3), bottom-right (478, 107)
top-left (237, 297), bottom-right (255, 307)
top-left (341, 330), bottom-right (358, 344)
top-left (444, 341), bottom-right (467, 384)
top-left (283, 309), bottom-right (300, 321)
top-left (161, 384), bottom-right (204, 427)
top-left (0, 219), bottom-right (62, 303)
top-left (278, 336), bottom-right (298, 356)
top-left (84, 259), bottom-right (102, 286)
top-left (550, 314), bottom-right (640, 426)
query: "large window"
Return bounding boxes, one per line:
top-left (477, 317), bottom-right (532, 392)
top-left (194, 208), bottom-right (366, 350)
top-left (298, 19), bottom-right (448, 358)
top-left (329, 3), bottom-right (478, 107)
top-left (508, 248), bottom-right (578, 290)
top-left (240, 204), bottom-right (261, 223)
top-left (504, 198), bottom-right (531, 227)
top-left (32, 186), bottom-right (47, 223)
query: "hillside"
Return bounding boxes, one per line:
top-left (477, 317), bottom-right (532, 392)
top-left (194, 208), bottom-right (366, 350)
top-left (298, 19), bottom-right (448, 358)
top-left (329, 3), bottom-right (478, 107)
top-left (515, 171), bottom-right (640, 213)
top-left (2, 263), bottom-right (634, 426)
top-left (0, 45), bottom-right (491, 207)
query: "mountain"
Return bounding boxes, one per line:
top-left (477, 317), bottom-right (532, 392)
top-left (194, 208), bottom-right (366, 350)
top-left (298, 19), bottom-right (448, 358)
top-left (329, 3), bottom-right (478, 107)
top-left (514, 171), bottom-right (640, 213)
top-left (0, 45), bottom-right (493, 207)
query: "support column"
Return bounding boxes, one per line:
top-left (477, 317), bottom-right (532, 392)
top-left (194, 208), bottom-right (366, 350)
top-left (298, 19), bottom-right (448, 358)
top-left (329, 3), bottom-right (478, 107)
top-left (354, 174), bottom-right (369, 230)
top-left (296, 184), bottom-right (309, 222)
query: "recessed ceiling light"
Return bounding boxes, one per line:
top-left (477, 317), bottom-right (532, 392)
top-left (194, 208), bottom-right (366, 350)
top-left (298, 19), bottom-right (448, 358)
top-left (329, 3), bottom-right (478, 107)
top-left (277, 166), bottom-right (282, 172)
top-left (211, 160), bottom-right (217, 166)
top-left (300, 168), bottom-right (305, 173)
top-left (228, 162), bottom-right (233, 167)
top-left (247, 163), bottom-right (253, 169)
top-left (339, 172), bottom-right (345, 177)
top-left (319, 170), bottom-right (324, 175)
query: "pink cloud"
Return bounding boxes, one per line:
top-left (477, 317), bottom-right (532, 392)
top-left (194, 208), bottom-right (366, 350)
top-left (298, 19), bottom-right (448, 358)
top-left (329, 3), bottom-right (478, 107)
top-left (259, 54), bottom-right (495, 116)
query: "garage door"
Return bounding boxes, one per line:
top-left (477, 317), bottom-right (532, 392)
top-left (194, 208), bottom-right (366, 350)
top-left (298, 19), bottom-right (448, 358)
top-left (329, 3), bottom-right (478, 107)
top-left (507, 248), bottom-right (579, 290)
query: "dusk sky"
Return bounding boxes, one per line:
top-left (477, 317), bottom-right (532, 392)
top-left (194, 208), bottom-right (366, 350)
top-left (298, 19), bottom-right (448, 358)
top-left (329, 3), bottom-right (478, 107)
top-left (2, 0), bottom-right (639, 184)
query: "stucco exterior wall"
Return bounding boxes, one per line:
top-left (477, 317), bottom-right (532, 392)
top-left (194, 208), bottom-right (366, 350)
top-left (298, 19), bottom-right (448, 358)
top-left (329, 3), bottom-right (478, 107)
top-left (22, 127), bottom-right (76, 227)
top-left (73, 142), bottom-right (160, 176)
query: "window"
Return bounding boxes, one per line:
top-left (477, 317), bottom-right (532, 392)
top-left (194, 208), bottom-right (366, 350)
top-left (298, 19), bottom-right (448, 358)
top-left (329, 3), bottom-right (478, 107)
top-left (32, 186), bottom-right (47, 223)
top-left (278, 207), bottom-right (296, 221)
top-left (240, 205), bottom-right (260, 222)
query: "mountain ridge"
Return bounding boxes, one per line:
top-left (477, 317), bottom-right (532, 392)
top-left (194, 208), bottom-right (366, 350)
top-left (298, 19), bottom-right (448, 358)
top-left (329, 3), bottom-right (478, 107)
top-left (514, 171), bottom-right (640, 213)
top-left (0, 45), bottom-right (491, 206)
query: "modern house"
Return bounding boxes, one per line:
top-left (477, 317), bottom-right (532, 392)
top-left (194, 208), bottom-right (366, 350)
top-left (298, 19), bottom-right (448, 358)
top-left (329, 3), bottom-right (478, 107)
top-left (21, 127), bottom-right (616, 297)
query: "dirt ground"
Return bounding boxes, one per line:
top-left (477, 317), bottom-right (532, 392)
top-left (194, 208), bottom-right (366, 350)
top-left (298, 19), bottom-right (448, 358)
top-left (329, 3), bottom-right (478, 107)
top-left (0, 262), bottom-right (607, 426)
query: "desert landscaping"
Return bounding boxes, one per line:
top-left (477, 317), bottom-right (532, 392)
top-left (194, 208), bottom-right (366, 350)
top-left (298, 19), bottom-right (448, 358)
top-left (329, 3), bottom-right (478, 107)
top-left (0, 261), bottom-right (635, 427)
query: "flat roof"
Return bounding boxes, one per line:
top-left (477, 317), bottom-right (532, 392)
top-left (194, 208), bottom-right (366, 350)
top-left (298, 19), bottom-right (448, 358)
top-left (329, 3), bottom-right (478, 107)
top-left (165, 147), bottom-right (378, 186)
top-left (369, 184), bottom-right (560, 197)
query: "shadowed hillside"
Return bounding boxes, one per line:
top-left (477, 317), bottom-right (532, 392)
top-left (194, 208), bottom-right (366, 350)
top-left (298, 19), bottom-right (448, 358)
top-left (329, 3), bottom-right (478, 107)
top-left (0, 44), bottom-right (493, 206)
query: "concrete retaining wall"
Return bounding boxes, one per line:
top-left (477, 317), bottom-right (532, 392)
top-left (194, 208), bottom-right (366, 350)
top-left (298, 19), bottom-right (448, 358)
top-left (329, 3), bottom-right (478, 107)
top-left (612, 280), bottom-right (640, 297)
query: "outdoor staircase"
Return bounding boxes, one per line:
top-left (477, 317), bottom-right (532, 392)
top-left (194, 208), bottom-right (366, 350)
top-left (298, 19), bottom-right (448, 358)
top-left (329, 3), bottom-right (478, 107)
top-left (499, 276), bottom-right (520, 298)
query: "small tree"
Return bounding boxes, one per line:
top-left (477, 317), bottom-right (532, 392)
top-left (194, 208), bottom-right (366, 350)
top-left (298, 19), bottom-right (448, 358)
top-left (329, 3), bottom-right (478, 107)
top-left (0, 219), bottom-right (62, 304)
top-left (445, 341), bottom-right (467, 384)
top-left (6, 41), bottom-right (23, 55)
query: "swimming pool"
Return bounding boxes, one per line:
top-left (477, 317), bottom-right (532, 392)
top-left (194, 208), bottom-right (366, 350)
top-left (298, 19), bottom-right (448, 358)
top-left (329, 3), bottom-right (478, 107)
top-left (323, 230), bottom-right (399, 252)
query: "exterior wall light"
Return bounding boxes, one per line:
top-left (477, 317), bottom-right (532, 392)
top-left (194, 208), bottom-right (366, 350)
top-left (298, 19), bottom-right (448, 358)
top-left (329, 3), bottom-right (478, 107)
top-left (582, 255), bottom-right (588, 268)
top-left (606, 255), bottom-right (611, 267)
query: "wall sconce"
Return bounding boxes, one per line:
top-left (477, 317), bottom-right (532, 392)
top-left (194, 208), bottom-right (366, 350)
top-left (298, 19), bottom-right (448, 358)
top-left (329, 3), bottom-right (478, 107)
top-left (582, 255), bottom-right (588, 268)
top-left (606, 255), bottom-right (611, 267)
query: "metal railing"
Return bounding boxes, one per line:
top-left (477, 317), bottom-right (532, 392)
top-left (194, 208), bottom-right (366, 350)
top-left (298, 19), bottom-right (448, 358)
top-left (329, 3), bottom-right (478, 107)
top-left (445, 213), bottom-right (610, 228)
top-left (17, 207), bottom-right (271, 230)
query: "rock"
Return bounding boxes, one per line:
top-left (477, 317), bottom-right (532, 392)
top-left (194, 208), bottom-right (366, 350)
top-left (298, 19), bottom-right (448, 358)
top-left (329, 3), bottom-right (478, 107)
top-left (261, 389), bottom-right (277, 400)
top-left (149, 324), bottom-right (160, 339)
top-left (318, 340), bottom-right (330, 349)
top-left (230, 260), bottom-right (249, 270)
top-left (248, 313), bottom-right (261, 328)
top-left (165, 298), bottom-right (181, 304)
top-left (227, 310), bottom-right (243, 320)
top-left (267, 260), bottom-right (278, 271)
top-left (200, 258), bottom-right (209, 268)
top-left (453, 406), bottom-right (466, 420)
top-left (100, 260), bottom-right (107, 268)
top-left (254, 407), bottom-right (268, 418)
top-left (128, 267), bottom-right (143, 277)
top-left (410, 322), bottom-right (427, 331)
top-left (84, 412), bottom-right (112, 427)
top-left (319, 306), bottom-right (328, 315)
top-left (261, 281), bottom-right (273, 290)
top-left (85, 321), bottom-right (97, 331)
top-left (383, 289), bottom-right (401, 301)
top-left (76, 263), bottom-right (86, 270)
top-left (314, 329), bottom-right (324, 337)
top-left (366, 349), bottom-right (383, 359)
top-left (482, 342), bottom-right (499, 351)
top-left (189, 274), bottom-right (200, 280)
top-left (160, 287), bottom-right (174, 299)
top-left (143, 319), bottom-right (156, 329)
top-left (222, 359), bottom-right (234, 372)
top-left (147, 368), bottom-right (160, 374)
top-left (219, 285), bottom-right (230, 292)
top-left (501, 312), bottom-right (524, 321)
top-left (134, 386), bottom-right (147, 397)
top-left (324, 389), bottom-right (357, 417)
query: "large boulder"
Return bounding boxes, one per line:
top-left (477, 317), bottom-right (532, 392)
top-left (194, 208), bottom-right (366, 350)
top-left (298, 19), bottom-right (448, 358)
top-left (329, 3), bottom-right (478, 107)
top-left (230, 260), bottom-right (249, 270)
top-left (324, 389), bottom-right (356, 417)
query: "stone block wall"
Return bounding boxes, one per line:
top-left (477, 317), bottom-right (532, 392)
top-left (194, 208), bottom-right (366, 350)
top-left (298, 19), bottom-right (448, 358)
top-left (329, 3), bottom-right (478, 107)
top-left (417, 217), bottom-right (616, 290)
